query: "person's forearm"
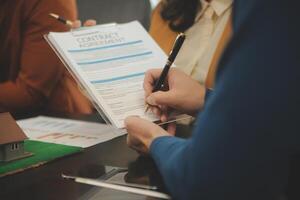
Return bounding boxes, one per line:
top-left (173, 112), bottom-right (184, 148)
top-left (150, 136), bottom-right (190, 198)
top-left (0, 81), bottom-right (45, 112)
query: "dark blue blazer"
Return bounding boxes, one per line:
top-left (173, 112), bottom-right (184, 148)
top-left (150, 0), bottom-right (300, 199)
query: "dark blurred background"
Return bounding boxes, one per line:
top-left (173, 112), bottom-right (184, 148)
top-left (77, 0), bottom-right (159, 30)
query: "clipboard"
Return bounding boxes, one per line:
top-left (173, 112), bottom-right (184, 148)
top-left (44, 21), bottom-right (191, 131)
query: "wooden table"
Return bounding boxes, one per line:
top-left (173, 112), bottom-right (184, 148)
top-left (0, 113), bottom-right (192, 200)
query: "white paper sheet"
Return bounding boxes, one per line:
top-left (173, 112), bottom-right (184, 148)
top-left (46, 21), bottom-right (168, 128)
top-left (17, 116), bottom-right (125, 148)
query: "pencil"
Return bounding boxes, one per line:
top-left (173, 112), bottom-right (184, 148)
top-left (49, 13), bottom-right (73, 26)
top-left (145, 33), bottom-right (186, 113)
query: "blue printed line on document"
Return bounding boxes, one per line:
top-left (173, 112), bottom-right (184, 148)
top-left (77, 51), bottom-right (153, 65)
top-left (68, 40), bottom-right (143, 53)
top-left (91, 72), bottom-right (145, 84)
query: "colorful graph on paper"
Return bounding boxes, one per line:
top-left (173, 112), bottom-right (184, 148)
top-left (17, 116), bottom-right (125, 148)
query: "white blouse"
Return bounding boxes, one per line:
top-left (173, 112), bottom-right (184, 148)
top-left (174, 0), bottom-right (232, 84)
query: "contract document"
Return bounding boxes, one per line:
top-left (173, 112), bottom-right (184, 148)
top-left (46, 21), bottom-right (172, 129)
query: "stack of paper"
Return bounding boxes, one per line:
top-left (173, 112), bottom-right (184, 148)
top-left (45, 21), bottom-right (168, 129)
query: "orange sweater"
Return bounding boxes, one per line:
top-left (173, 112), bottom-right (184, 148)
top-left (0, 0), bottom-right (92, 114)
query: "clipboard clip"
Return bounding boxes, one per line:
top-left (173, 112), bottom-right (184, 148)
top-left (70, 22), bottom-right (118, 33)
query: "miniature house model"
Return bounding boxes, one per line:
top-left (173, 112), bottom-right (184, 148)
top-left (0, 113), bottom-right (31, 162)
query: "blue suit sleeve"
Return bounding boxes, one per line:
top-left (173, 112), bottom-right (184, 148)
top-left (149, 0), bottom-right (300, 199)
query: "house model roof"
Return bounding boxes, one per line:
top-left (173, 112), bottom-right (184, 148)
top-left (0, 113), bottom-right (28, 145)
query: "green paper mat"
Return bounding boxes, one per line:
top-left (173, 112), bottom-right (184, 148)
top-left (0, 140), bottom-right (82, 177)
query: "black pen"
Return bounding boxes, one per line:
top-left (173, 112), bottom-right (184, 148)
top-left (145, 33), bottom-right (186, 113)
top-left (49, 13), bottom-right (73, 26)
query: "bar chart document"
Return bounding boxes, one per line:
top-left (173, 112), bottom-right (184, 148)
top-left (17, 116), bottom-right (124, 148)
top-left (46, 21), bottom-right (168, 129)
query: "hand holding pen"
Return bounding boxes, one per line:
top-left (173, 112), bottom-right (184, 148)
top-left (143, 68), bottom-right (205, 122)
top-left (145, 33), bottom-right (186, 113)
top-left (49, 13), bottom-right (96, 28)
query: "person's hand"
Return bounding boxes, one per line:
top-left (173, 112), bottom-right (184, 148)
top-left (144, 68), bottom-right (206, 121)
top-left (71, 19), bottom-right (97, 29)
top-left (125, 116), bottom-right (176, 154)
